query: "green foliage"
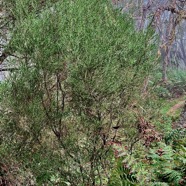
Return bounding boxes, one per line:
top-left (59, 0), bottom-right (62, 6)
top-left (165, 128), bottom-right (186, 145)
top-left (108, 143), bottom-right (150, 186)
top-left (168, 69), bottom-right (186, 86)
top-left (154, 115), bottom-right (172, 134)
top-left (112, 129), bottom-right (186, 186)
top-left (155, 86), bottom-right (171, 98)
top-left (152, 68), bottom-right (186, 99)
top-left (108, 158), bottom-right (138, 186)
top-left (3, 0), bottom-right (186, 185)
top-left (0, 0), bottom-right (157, 184)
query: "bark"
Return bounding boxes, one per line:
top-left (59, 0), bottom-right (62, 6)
top-left (113, 0), bottom-right (186, 80)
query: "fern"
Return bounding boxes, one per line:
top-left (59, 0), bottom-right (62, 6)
top-left (165, 128), bottom-right (186, 145)
top-left (109, 143), bottom-right (154, 185)
top-left (108, 158), bottom-right (138, 186)
top-left (162, 169), bottom-right (182, 186)
top-left (109, 136), bottom-right (186, 185)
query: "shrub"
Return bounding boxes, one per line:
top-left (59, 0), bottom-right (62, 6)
top-left (0, 0), bottom-right (156, 184)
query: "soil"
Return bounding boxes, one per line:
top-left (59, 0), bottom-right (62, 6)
top-left (167, 100), bottom-right (185, 115)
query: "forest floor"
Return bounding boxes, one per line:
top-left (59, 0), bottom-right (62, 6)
top-left (161, 95), bottom-right (186, 117)
top-left (167, 99), bottom-right (185, 116)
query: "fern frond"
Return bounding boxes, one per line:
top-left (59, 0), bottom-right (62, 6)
top-left (163, 169), bottom-right (183, 186)
top-left (165, 128), bottom-right (186, 145)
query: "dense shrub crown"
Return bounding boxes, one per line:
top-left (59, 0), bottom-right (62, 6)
top-left (0, 0), bottom-right (158, 185)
